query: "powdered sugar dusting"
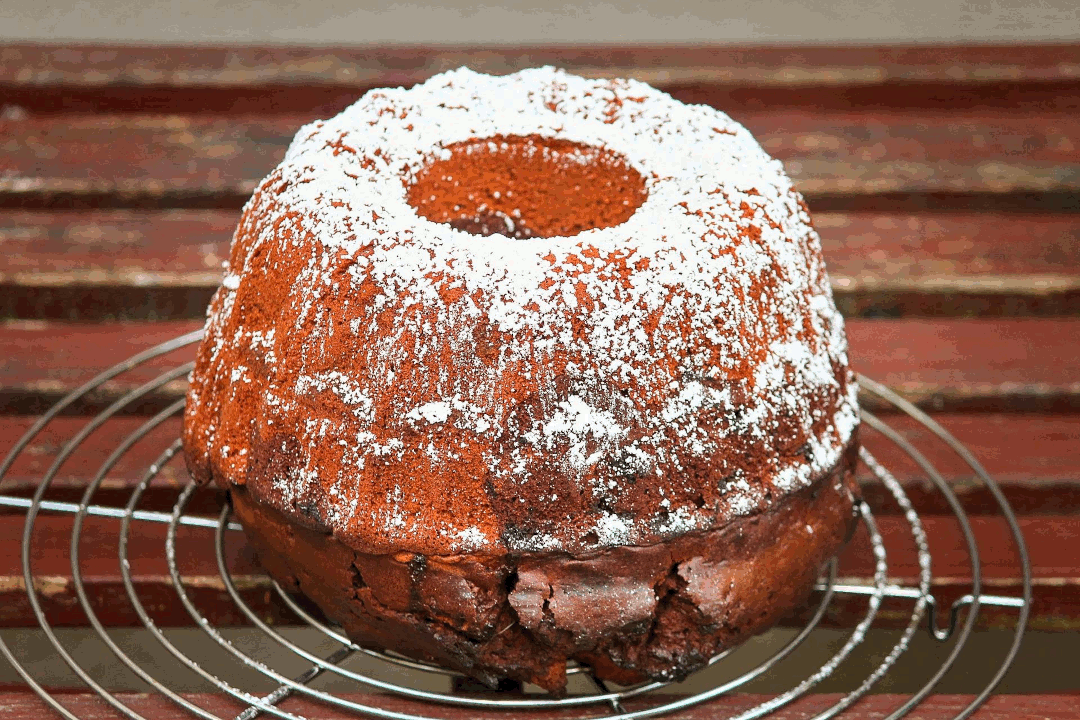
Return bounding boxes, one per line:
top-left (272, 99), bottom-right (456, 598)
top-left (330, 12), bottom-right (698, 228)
top-left (526, 394), bottom-right (628, 472)
top-left (407, 401), bottom-right (453, 425)
top-left (186, 66), bottom-right (859, 556)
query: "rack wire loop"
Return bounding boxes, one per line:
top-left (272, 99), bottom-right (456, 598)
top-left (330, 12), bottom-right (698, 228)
top-left (0, 336), bottom-right (1032, 720)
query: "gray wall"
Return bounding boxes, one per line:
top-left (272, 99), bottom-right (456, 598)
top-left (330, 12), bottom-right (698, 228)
top-left (3, 0), bottom-right (1080, 44)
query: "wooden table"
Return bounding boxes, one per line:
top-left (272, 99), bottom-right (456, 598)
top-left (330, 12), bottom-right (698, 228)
top-left (1, 43), bottom-right (1078, 718)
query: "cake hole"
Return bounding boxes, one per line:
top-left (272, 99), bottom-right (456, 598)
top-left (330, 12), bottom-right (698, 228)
top-left (407, 134), bottom-right (647, 239)
top-left (350, 565), bottom-right (368, 590)
top-left (504, 570), bottom-right (520, 594)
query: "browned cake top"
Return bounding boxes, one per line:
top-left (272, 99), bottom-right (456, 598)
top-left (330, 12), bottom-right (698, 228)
top-left (182, 67), bottom-right (858, 557)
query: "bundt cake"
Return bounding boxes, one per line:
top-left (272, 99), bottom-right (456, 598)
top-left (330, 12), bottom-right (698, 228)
top-left (182, 66), bottom-right (861, 692)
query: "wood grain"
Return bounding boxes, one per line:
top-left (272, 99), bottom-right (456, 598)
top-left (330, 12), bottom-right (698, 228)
top-left (3, 113), bottom-right (1078, 210)
top-left (6, 507), bottom-right (1048, 582)
top-left (0, 320), bottom-right (199, 415)
top-left (3, 413), bottom-right (1078, 516)
top-left (3, 209), bottom-right (1077, 320)
top-left (857, 413), bottom-right (1080, 515)
top-left (0, 41), bottom-right (1075, 708)
top-left (847, 318), bottom-right (1080, 412)
top-left (0, 691), bottom-right (1075, 720)
top-left (5, 44), bottom-right (1079, 88)
top-left (2, 209), bottom-right (1076, 285)
top-left (0, 512), bottom-right (1057, 628)
top-left (3, 318), bottom-right (1076, 414)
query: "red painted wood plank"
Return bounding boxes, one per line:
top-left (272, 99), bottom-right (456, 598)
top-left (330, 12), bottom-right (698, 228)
top-left (3, 113), bottom-right (1078, 206)
top-left (0, 507), bottom-right (266, 627)
top-left (2, 510), bottom-right (1053, 583)
top-left (750, 112), bottom-right (1080, 167)
top-left (0, 319), bottom-right (200, 414)
top-left (4, 43), bottom-right (1079, 88)
top-left (845, 318), bottom-right (1080, 412)
top-left (0, 414), bottom-right (223, 516)
top-left (0, 568), bottom-right (1059, 631)
top-left (0, 210), bottom-right (232, 321)
top-left (0, 691), bottom-right (1073, 720)
top-left (8, 80), bottom-right (1080, 118)
top-left (3, 209), bottom-right (1076, 320)
top-left (0, 416), bottom-right (191, 493)
top-left (4, 44), bottom-right (1080, 117)
top-left (815, 211), bottom-right (1080, 284)
top-left (0, 509), bottom-right (255, 580)
top-left (3, 318), bottom-right (1076, 414)
top-left (818, 211), bottom-right (1080, 317)
top-left (0, 320), bottom-right (201, 383)
top-left (0, 210), bottom-right (236, 286)
top-left (0, 513), bottom-right (1061, 628)
top-left (857, 414), bottom-right (1080, 515)
top-left (3, 414), bottom-right (1077, 515)
top-left (3, 209), bottom-right (1076, 290)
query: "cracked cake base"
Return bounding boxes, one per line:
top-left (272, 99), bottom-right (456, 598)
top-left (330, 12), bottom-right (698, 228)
top-left (230, 439), bottom-right (858, 692)
top-left (185, 66), bottom-right (864, 692)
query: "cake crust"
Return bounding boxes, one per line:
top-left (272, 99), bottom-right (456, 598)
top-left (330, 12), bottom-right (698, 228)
top-left (183, 67), bottom-right (859, 557)
top-left (182, 67), bottom-right (861, 691)
top-left (231, 439), bottom-right (858, 691)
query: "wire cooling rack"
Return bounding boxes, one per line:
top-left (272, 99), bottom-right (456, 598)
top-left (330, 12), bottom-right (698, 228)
top-left (0, 330), bottom-right (1031, 720)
